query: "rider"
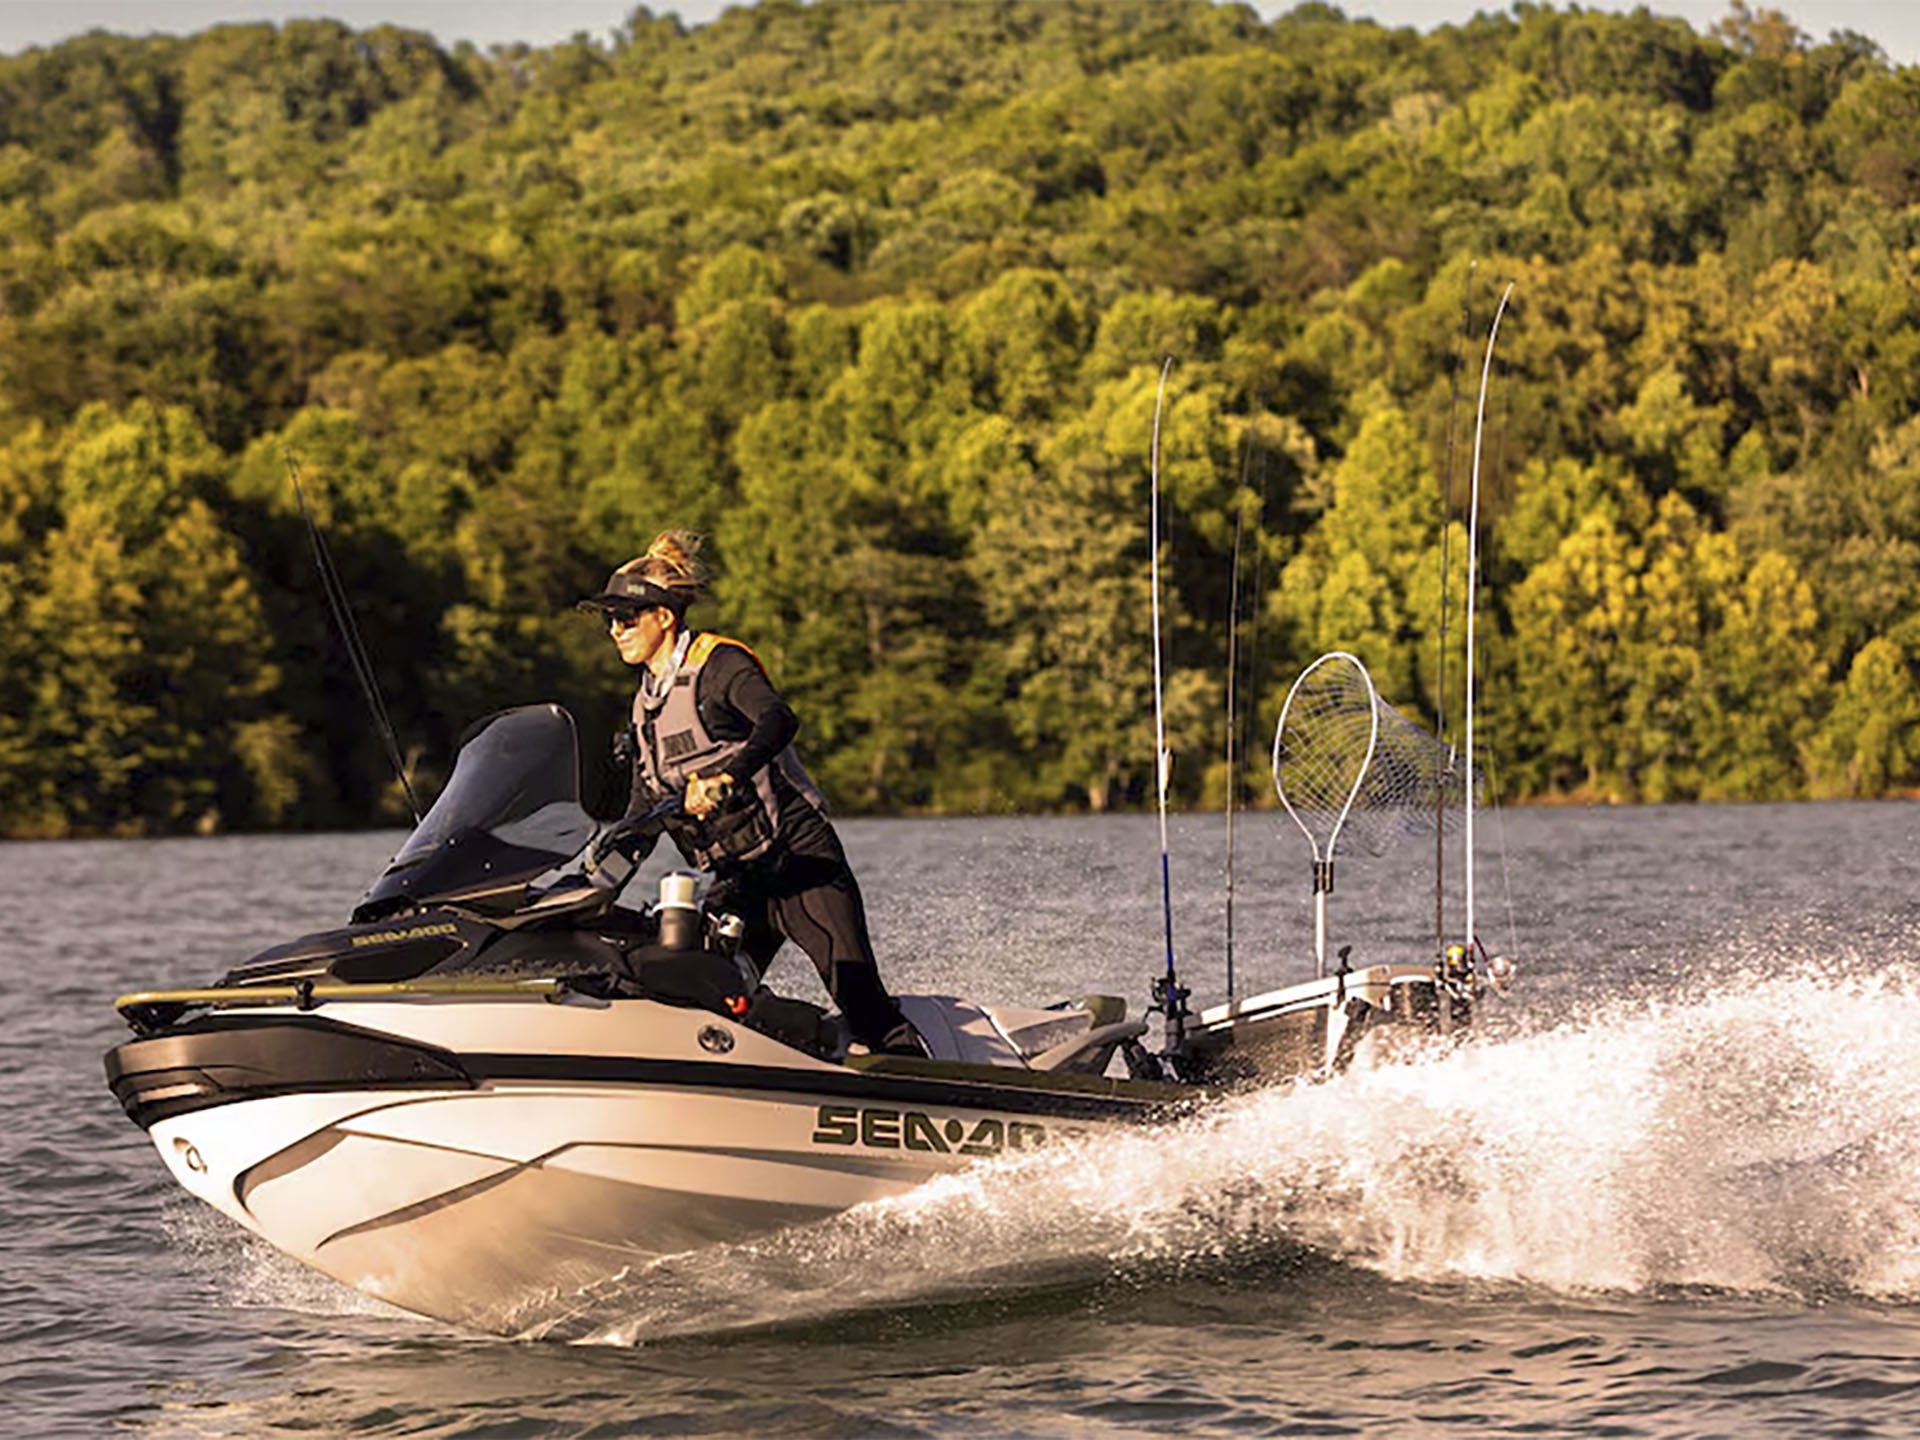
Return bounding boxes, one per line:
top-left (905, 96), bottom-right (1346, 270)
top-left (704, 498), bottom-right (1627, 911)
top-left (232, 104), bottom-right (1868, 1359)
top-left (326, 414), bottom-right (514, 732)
top-left (582, 530), bottom-right (927, 1057)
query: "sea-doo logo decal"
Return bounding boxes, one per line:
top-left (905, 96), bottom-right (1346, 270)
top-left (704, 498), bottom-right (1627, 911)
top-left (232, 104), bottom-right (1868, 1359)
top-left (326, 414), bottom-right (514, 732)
top-left (350, 922), bottom-right (460, 948)
top-left (810, 1104), bottom-right (1052, 1156)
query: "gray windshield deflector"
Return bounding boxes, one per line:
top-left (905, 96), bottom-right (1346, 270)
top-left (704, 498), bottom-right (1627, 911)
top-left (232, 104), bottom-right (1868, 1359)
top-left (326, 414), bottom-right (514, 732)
top-left (360, 706), bottom-right (596, 915)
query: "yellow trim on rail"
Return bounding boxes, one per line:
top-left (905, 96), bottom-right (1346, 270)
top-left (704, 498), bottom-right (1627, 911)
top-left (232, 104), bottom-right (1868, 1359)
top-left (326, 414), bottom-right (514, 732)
top-left (115, 977), bottom-right (566, 1015)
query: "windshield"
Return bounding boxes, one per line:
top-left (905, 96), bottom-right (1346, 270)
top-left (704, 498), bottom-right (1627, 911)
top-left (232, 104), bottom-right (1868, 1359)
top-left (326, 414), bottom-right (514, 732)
top-left (391, 705), bottom-right (591, 866)
top-left (357, 704), bottom-right (595, 918)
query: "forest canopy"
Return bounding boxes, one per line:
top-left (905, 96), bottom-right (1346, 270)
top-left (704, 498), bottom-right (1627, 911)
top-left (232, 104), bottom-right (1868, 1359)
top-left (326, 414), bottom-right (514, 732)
top-left (0, 0), bottom-right (1916, 836)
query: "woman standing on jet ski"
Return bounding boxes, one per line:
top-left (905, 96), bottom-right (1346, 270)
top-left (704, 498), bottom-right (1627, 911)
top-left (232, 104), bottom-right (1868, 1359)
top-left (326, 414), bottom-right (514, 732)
top-left (584, 531), bottom-right (926, 1057)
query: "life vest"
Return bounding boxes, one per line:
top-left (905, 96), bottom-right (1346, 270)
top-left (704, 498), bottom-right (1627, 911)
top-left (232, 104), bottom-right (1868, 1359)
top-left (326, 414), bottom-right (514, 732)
top-left (631, 632), bottom-right (826, 869)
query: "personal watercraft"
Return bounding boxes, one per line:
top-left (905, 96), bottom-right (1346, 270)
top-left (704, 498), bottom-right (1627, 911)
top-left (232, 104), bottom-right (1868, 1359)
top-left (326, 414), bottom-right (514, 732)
top-left (105, 702), bottom-right (1476, 1335)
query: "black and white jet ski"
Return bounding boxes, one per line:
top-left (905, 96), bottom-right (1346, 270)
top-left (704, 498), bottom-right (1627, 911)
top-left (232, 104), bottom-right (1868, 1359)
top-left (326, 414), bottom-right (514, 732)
top-left (105, 701), bottom-right (1485, 1336)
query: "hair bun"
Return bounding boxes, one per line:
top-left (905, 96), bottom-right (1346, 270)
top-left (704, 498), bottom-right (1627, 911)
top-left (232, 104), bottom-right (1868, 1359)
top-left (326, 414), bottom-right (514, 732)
top-left (629, 529), bottom-right (712, 601)
top-left (645, 529), bottom-right (703, 568)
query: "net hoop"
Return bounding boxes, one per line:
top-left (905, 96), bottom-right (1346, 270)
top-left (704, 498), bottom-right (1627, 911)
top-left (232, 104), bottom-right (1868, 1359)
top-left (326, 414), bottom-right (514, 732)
top-left (1272, 650), bottom-right (1379, 865)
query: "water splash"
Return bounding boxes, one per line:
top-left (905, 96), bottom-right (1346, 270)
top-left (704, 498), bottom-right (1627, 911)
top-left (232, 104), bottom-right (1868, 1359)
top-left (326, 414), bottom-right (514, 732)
top-left (548, 960), bottom-right (1920, 1343)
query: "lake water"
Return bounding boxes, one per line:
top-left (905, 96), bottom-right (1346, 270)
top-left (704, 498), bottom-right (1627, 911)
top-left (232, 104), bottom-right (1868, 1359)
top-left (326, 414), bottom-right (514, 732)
top-left (9, 803), bottom-right (1920, 1436)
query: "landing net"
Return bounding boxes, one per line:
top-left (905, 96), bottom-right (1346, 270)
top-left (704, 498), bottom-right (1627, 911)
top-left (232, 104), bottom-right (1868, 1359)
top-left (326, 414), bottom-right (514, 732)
top-left (1272, 651), bottom-right (1468, 864)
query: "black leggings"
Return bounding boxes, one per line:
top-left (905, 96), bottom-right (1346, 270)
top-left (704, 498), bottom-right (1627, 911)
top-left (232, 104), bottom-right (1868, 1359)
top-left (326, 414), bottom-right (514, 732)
top-left (715, 845), bottom-right (906, 1046)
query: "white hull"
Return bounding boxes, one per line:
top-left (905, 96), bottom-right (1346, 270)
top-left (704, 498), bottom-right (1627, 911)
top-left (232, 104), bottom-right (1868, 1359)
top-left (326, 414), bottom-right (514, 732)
top-left (129, 993), bottom-right (1153, 1333)
top-left (155, 1085), bottom-right (932, 1334)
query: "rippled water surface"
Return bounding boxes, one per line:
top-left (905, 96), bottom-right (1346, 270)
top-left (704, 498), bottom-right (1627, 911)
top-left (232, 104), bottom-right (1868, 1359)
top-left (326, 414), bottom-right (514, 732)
top-left (9, 803), bottom-right (1920, 1436)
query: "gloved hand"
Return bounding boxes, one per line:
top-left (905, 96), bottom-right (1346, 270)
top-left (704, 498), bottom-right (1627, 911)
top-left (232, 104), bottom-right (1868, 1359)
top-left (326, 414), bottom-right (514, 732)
top-left (684, 771), bottom-right (735, 819)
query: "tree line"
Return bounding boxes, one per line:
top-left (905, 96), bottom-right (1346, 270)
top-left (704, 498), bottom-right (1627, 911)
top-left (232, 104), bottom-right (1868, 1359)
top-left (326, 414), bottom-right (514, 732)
top-left (0, 0), bottom-right (1916, 836)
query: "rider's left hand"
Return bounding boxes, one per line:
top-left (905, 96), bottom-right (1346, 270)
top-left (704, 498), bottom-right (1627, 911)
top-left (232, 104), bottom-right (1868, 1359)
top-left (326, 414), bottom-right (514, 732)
top-left (685, 772), bottom-right (734, 819)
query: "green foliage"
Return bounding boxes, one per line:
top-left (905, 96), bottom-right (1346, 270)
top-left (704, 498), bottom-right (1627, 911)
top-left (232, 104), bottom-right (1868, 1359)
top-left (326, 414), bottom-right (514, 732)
top-left (1807, 636), bottom-right (1920, 798)
top-left (1278, 401), bottom-right (1440, 711)
top-left (1, 0), bottom-right (1917, 833)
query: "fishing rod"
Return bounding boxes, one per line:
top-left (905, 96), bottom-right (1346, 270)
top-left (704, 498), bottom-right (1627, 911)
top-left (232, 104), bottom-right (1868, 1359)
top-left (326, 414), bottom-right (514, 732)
top-left (1222, 396), bottom-right (1265, 1002)
top-left (1148, 357), bottom-right (1188, 1049)
top-left (1224, 451), bottom-right (1245, 1002)
top-left (285, 451), bottom-right (422, 825)
top-left (1435, 262), bottom-right (1475, 972)
top-left (1237, 428), bottom-right (1275, 999)
top-left (1463, 283), bottom-right (1515, 967)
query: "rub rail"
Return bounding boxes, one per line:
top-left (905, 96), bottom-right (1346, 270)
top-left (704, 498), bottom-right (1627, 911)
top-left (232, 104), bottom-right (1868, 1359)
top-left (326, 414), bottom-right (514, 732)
top-left (115, 977), bottom-right (568, 1031)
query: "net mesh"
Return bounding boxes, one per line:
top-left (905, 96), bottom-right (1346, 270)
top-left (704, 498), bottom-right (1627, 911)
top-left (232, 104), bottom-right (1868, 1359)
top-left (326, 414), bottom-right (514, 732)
top-left (1272, 652), bottom-right (1470, 862)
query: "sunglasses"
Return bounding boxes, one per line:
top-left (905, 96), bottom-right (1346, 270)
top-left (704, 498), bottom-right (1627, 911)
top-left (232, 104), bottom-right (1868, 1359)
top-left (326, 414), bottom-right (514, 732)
top-left (605, 607), bottom-right (654, 631)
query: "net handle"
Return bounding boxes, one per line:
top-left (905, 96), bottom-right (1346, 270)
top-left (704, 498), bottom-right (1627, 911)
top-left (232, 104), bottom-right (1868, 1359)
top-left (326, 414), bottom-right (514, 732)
top-left (1270, 650), bottom-right (1382, 866)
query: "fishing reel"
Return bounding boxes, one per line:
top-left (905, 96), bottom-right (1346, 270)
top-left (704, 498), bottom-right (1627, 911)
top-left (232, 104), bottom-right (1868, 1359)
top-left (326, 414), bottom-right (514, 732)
top-left (1441, 938), bottom-right (1515, 998)
top-left (1149, 972), bottom-right (1191, 1035)
top-left (1484, 951), bottom-right (1516, 996)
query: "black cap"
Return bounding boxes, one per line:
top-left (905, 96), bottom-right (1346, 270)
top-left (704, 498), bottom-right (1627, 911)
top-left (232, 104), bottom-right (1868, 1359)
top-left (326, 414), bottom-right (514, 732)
top-left (580, 564), bottom-right (686, 615)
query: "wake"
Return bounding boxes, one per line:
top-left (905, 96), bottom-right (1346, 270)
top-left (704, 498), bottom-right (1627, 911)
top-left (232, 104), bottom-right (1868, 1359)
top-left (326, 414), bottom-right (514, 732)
top-left (552, 958), bottom-right (1920, 1342)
